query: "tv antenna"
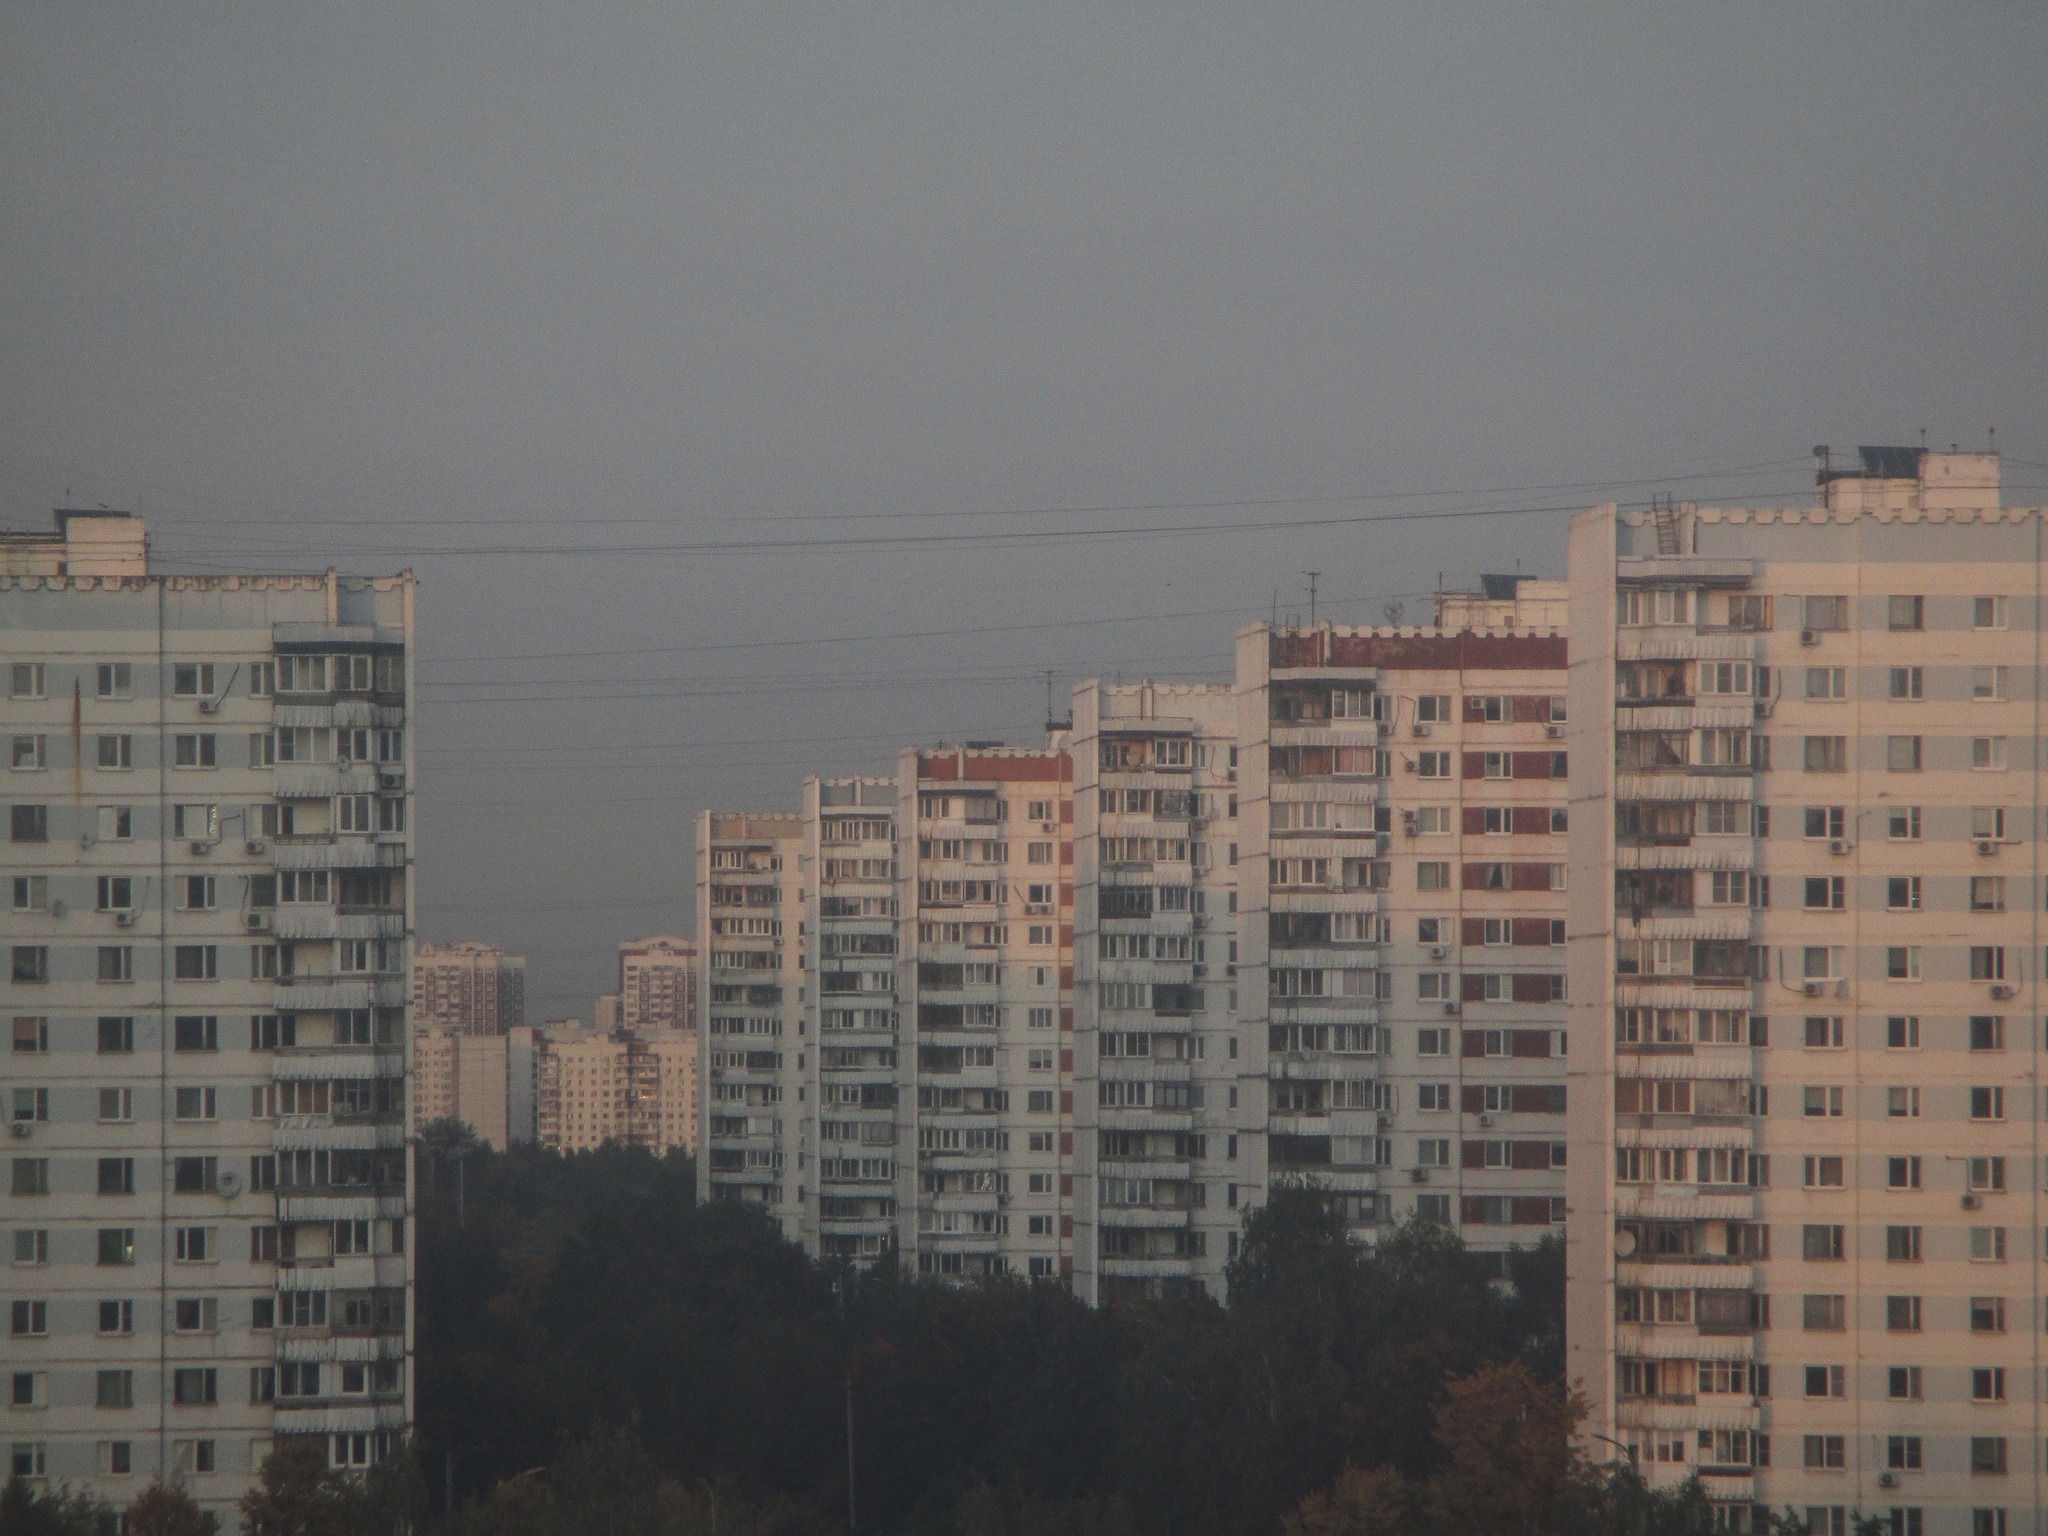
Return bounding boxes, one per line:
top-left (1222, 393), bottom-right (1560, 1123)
top-left (1304, 571), bottom-right (1320, 626)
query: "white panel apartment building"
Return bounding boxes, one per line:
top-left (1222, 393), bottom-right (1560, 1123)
top-left (3, 512), bottom-right (414, 1521)
top-left (1070, 683), bottom-right (1247, 1303)
top-left (1565, 450), bottom-right (2041, 1536)
top-left (1235, 615), bottom-right (1573, 1278)
top-left (699, 752), bottom-right (1075, 1278)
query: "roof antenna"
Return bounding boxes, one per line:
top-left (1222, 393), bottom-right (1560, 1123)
top-left (1304, 571), bottom-right (1319, 626)
top-left (1271, 589), bottom-right (1278, 629)
top-left (1988, 426), bottom-right (1995, 452)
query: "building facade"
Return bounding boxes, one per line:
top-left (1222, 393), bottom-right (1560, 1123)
top-left (1565, 451), bottom-right (2042, 1534)
top-left (1070, 683), bottom-right (1246, 1302)
top-left (618, 936), bottom-right (697, 1034)
top-left (699, 752), bottom-right (1075, 1276)
top-left (411, 1030), bottom-right (509, 1149)
top-left (1237, 614), bottom-right (1573, 1276)
top-left (411, 941), bottom-right (523, 1036)
top-left (3, 511), bottom-right (415, 1518)
top-left (533, 1028), bottom-right (697, 1155)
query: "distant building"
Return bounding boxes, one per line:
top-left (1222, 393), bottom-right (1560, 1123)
top-left (412, 1029), bottom-right (511, 1148)
top-left (619, 935), bottom-right (698, 1032)
top-left (412, 940), bottom-right (525, 1034)
top-left (535, 1028), bottom-right (697, 1154)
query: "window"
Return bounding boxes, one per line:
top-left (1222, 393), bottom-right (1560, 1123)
top-left (9, 736), bottom-right (45, 771)
top-left (1727, 594), bottom-right (1771, 630)
top-left (96, 1230), bottom-right (134, 1267)
top-left (95, 663), bottom-right (132, 698)
top-left (172, 1368), bottom-right (217, 1406)
top-left (97, 1158), bottom-right (134, 1195)
top-left (1802, 595), bottom-right (1847, 632)
top-left (173, 1298), bottom-right (218, 1334)
top-left (1416, 1028), bottom-right (1448, 1057)
top-left (1802, 1224), bottom-right (1845, 1260)
top-left (172, 734), bottom-right (217, 769)
top-left (1886, 805), bottom-right (1920, 840)
top-left (1886, 1436), bottom-right (1923, 1471)
top-left (1968, 1437), bottom-right (2007, 1475)
top-left (173, 1016), bottom-right (218, 1053)
top-left (10, 948), bottom-right (48, 984)
top-left (1887, 1366), bottom-right (1922, 1400)
top-left (1802, 1435), bottom-right (1845, 1470)
top-left (1968, 1016), bottom-right (2004, 1051)
top-left (96, 946), bottom-right (133, 983)
top-left (173, 1087), bottom-right (218, 1123)
top-left (1802, 736), bottom-right (1846, 772)
top-left (1803, 805), bottom-right (1846, 840)
top-left (1885, 1226), bottom-right (1921, 1262)
top-left (1968, 1226), bottom-right (2007, 1262)
top-left (1973, 596), bottom-right (2007, 630)
top-left (96, 1370), bottom-right (133, 1409)
top-left (10, 805), bottom-right (48, 843)
top-left (171, 664), bottom-right (216, 697)
top-left (1885, 1294), bottom-right (1922, 1331)
top-left (1885, 947), bottom-right (1920, 980)
top-left (12, 1229), bottom-right (48, 1265)
top-left (1887, 877), bottom-right (1920, 911)
top-left (1416, 752), bottom-right (1450, 779)
top-left (1804, 1364), bottom-right (1846, 1397)
top-left (1969, 947), bottom-right (2006, 982)
top-left (1968, 1296), bottom-right (2005, 1333)
top-left (10, 664), bottom-right (44, 699)
top-left (1885, 1016), bottom-right (1919, 1049)
top-left (9, 1444), bottom-right (45, 1478)
top-left (1887, 595), bottom-right (1923, 631)
top-left (97, 1016), bottom-right (135, 1054)
top-left (1886, 736), bottom-right (1922, 772)
top-left (1802, 1157), bottom-right (1844, 1188)
top-left (1802, 1085), bottom-right (1844, 1117)
top-left (1971, 666), bottom-right (2007, 701)
top-left (1888, 667), bottom-right (1923, 700)
top-left (1416, 861), bottom-right (1449, 891)
top-left (1971, 737), bottom-right (2007, 771)
top-left (173, 946), bottom-right (217, 980)
top-left (1803, 877), bottom-right (1846, 911)
top-left (10, 1300), bottom-right (48, 1337)
top-left (1968, 1087), bottom-right (2005, 1122)
top-left (173, 1227), bottom-right (212, 1262)
top-left (1804, 667), bottom-right (1846, 700)
top-left (1887, 1157), bottom-right (1921, 1189)
top-left (1886, 1087), bottom-right (1920, 1118)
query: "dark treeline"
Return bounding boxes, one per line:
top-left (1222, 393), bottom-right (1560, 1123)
top-left (408, 1140), bottom-right (1676, 1536)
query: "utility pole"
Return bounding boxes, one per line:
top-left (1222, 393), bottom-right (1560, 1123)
top-left (1304, 571), bottom-right (1320, 626)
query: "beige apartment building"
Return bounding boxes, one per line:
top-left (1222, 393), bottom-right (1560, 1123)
top-left (411, 941), bottom-right (523, 1035)
top-left (533, 1027), bottom-right (697, 1154)
top-left (619, 936), bottom-right (697, 1033)
top-left (698, 752), bottom-right (1075, 1276)
top-left (3, 511), bottom-right (415, 1519)
top-left (1565, 449), bottom-right (2040, 1536)
top-left (410, 1030), bottom-right (509, 1149)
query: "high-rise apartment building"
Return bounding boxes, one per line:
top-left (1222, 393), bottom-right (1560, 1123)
top-left (897, 748), bottom-right (1074, 1281)
top-left (618, 936), bottom-right (697, 1033)
top-left (1070, 683), bottom-right (1245, 1302)
top-left (1237, 610), bottom-right (1573, 1271)
top-left (411, 941), bottom-right (523, 1035)
top-left (697, 812), bottom-right (807, 1232)
top-left (411, 1030), bottom-right (510, 1149)
top-left (2, 511), bottom-right (415, 1517)
top-left (533, 1027), bottom-right (697, 1155)
top-left (1565, 450), bottom-right (2040, 1535)
top-left (698, 752), bottom-right (1074, 1275)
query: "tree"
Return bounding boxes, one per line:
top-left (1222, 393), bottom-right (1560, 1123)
top-left (0, 1478), bottom-right (119, 1536)
top-left (238, 1440), bottom-right (352, 1536)
top-left (126, 1480), bottom-right (216, 1536)
top-left (1284, 1467), bottom-right (1416, 1536)
top-left (1425, 1364), bottom-right (1589, 1536)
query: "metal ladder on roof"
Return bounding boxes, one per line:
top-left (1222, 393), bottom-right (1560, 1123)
top-left (1650, 494), bottom-right (1683, 555)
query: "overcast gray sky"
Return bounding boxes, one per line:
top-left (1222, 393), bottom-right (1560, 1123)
top-left (5, 3), bottom-right (2045, 1018)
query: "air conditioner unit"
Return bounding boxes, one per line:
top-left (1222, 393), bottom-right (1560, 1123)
top-left (1960, 1193), bottom-right (1981, 1210)
top-left (1375, 1114), bottom-right (1391, 1131)
top-left (1828, 839), bottom-right (1848, 855)
top-left (1802, 981), bottom-right (1824, 997)
top-left (1975, 839), bottom-right (1996, 856)
top-left (1190, 964), bottom-right (1206, 977)
top-left (1476, 1114), bottom-right (1493, 1128)
top-left (1401, 812), bottom-right (1418, 832)
top-left (1409, 1167), bottom-right (1429, 1184)
top-left (1753, 699), bottom-right (1774, 718)
top-left (1041, 822), bottom-right (1056, 834)
top-left (1877, 1473), bottom-right (1896, 1489)
top-left (1442, 1002), bottom-right (1460, 1016)
top-left (378, 771), bottom-right (403, 790)
top-left (1990, 985), bottom-right (2015, 1000)
top-left (246, 912), bottom-right (270, 932)
top-left (1834, 980), bottom-right (1849, 998)
top-left (48, 899), bottom-right (67, 918)
top-left (1429, 946), bottom-right (1449, 961)
top-left (1799, 629), bottom-right (1819, 646)
top-left (1374, 833), bottom-right (1392, 853)
top-left (245, 839), bottom-right (266, 855)
top-left (198, 698), bottom-right (220, 714)
top-left (9, 1123), bottom-right (30, 1139)
top-left (114, 910), bottom-right (138, 928)
top-left (1545, 725), bottom-right (1565, 740)
top-left (189, 841), bottom-right (210, 856)
top-left (1411, 724), bottom-right (1432, 739)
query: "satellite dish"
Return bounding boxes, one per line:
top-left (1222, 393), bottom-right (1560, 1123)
top-left (1613, 1228), bottom-right (1637, 1258)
